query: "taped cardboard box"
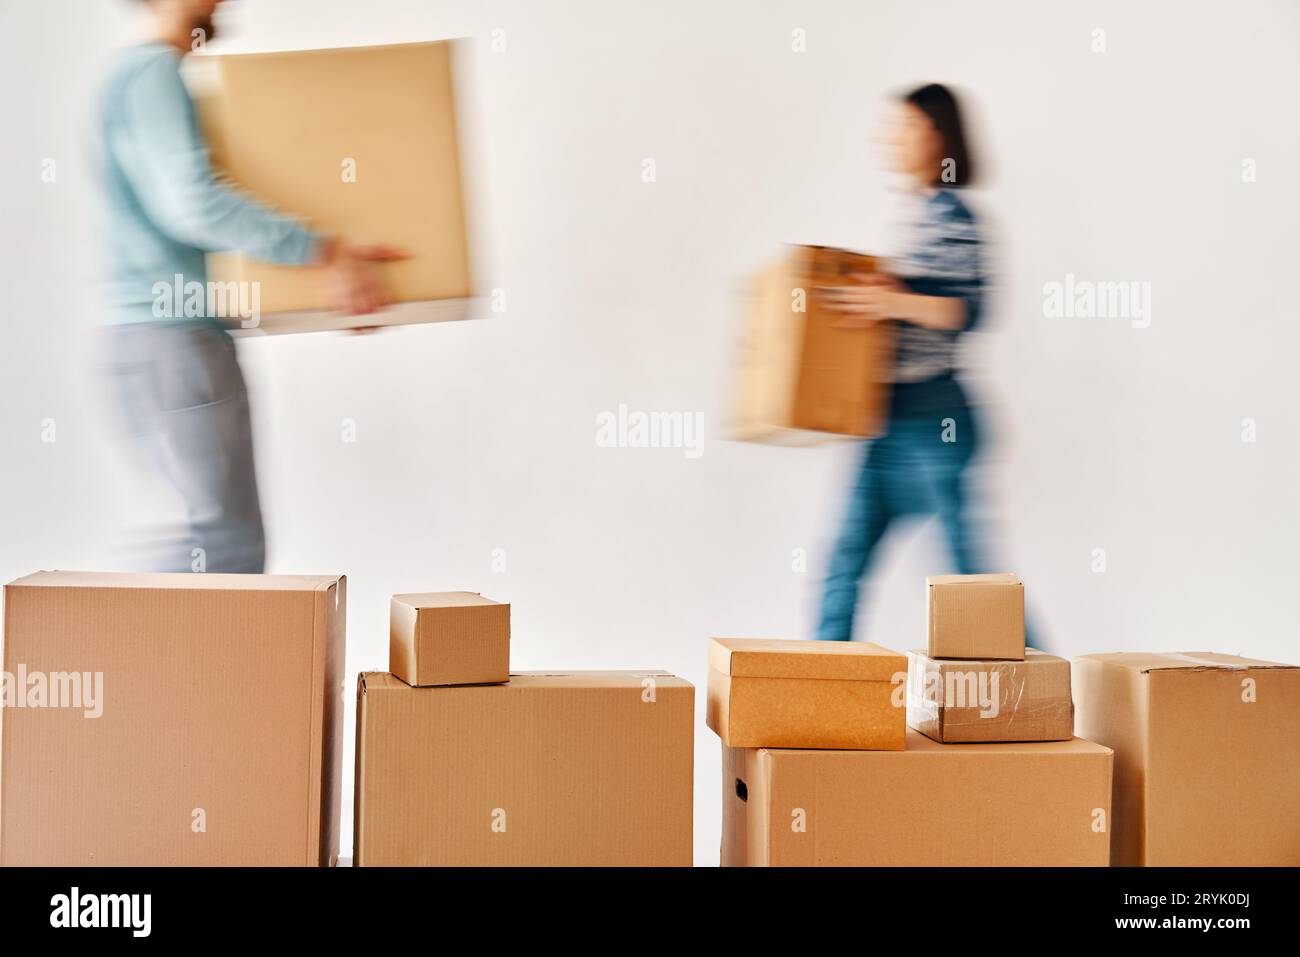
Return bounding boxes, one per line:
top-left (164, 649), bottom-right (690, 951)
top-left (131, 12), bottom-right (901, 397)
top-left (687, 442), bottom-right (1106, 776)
top-left (191, 40), bottom-right (474, 334)
top-left (927, 573), bottom-right (1024, 660)
top-left (707, 638), bottom-right (905, 750)
top-left (731, 245), bottom-right (893, 444)
top-left (354, 671), bottom-right (694, 866)
top-left (907, 648), bottom-right (1072, 743)
top-left (1073, 651), bottom-right (1300, 866)
top-left (390, 592), bottom-right (509, 687)
top-left (722, 730), bottom-right (1112, 866)
top-left (0, 571), bottom-right (345, 866)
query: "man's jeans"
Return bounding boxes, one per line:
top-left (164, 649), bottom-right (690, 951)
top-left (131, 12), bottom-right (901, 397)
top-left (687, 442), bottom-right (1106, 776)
top-left (817, 405), bottom-right (981, 643)
top-left (102, 320), bottom-right (266, 573)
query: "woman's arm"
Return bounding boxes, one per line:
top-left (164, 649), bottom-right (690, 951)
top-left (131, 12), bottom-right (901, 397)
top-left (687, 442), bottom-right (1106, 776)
top-left (872, 287), bottom-right (967, 330)
top-left (819, 275), bottom-right (967, 330)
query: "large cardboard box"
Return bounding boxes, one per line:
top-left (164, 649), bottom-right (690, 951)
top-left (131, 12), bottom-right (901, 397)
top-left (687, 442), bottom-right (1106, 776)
top-left (907, 648), bottom-right (1073, 743)
top-left (722, 730), bottom-right (1113, 866)
top-left (191, 40), bottom-right (474, 334)
top-left (707, 638), bottom-right (905, 750)
top-left (354, 671), bottom-right (694, 866)
top-left (389, 592), bottom-right (509, 687)
top-left (926, 573), bottom-right (1024, 660)
top-left (1073, 651), bottom-right (1300, 866)
top-left (731, 245), bottom-right (893, 444)
top-left (0, 571), bottom-right (345, 866)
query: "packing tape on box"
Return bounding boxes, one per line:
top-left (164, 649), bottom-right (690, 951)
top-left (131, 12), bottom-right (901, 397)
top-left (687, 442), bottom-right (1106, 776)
top-left (1164, 653), bottom-right (1249, 671)
top-left (906, 660), bottom-right (1069, 725)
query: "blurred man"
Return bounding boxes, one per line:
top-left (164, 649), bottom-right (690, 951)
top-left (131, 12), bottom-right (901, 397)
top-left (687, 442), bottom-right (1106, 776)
top-left (98, 0), bottom-right (401, 572)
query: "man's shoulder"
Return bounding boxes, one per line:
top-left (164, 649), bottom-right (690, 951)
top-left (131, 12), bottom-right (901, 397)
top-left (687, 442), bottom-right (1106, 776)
top-left (101, 42), bottom-right (182, 96)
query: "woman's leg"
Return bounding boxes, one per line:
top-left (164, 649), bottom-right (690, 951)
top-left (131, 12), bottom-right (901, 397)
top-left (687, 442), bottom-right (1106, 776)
top-left (916, 406), bottom-right (982, 574)
top-left (816, 440), bottom-right (894, 641)
top-left (918, 406), bottom-right (1048, 649)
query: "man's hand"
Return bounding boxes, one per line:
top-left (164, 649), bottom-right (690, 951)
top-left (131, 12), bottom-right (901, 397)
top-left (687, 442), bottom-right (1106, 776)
top-left (315, 238), bottom-right (409, 320)
top-left (818, 272), bottom-right (904, 328)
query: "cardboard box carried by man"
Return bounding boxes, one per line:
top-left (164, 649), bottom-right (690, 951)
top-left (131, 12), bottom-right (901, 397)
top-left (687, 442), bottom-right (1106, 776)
top-left (190, 40), bottom-right (477, 334)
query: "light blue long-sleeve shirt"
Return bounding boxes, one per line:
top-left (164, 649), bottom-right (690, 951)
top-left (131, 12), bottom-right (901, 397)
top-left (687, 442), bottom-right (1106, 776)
top-left (98, 42), bottom-right (320, 323)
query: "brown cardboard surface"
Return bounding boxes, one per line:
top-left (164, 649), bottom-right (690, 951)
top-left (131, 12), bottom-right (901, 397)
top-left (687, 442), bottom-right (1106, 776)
top-left (926, 573), bottom-right (1024, 660)
top-left (389, 591), bottom-right (509, 687)
top-left (192, 41), bottom-right (473, 328)
top-left (731, 245), bottom-right (893, 444)
top-left (0, 570), bottom-right (345, 866)
top-left (353, 671), bottom-right (694, 866)
top-left (710, 637), bottom-right (902, 681)
top-left (721, 730), bottom-right (1113, 866)
top-left (906, 648), bottom-right (1073, 743)
top-left (1074, 651), bottom-right (1300, 866)
top-left (706, 638), bottom-right (906, 750)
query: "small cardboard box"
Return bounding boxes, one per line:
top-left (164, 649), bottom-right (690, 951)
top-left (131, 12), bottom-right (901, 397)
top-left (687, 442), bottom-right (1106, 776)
top-left (722, 730), bottom-right (1113, 866)
top-left (926, 573), bottom-right (1025, 660)
top-left (706, 638), bottom-right (906, 750)
top-left (0, 571), bottom-right (345, 866)
top-left (907, 648), bottom-right (1073, 743)
top-left (389, 592), bottom-right (509, 687)
top-left (731, 245), bottom-right (893, 444)
top-left (353, 671), bottom-right (694, 866)
top-left (1074, 651), bottom-right (1300, 866)
top-left (191, 40), bottom-right (474, 333)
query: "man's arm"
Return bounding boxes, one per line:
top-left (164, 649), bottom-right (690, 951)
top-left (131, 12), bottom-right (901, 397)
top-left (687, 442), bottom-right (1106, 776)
top-left (116, 50), bottom-right (321, 265)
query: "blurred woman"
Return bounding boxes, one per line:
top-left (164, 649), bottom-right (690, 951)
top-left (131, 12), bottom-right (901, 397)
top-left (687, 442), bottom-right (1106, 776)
top-left (817, 83), bottom-right (1001, 643)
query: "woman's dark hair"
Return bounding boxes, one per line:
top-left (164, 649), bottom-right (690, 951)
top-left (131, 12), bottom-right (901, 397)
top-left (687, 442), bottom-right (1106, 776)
top-left (902, 83), bottom-right (975, 187)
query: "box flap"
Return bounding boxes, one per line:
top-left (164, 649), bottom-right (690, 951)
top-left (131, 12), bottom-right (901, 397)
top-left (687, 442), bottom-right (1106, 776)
top-left (360, 671), bottom-right (688, 692)
top-left (392, 591), bottom-right (498, 609)
top-left (710, 638), bottom-right (904, 681)
top-left (910, 647), bottom-right (1059, 666)
top-left (1076, 651), bottom-right (1298, 673)
top-left (926, 572), bottom-right (1020, 587)
top-left (762, 730), bottom-right (1111, 757)
top-left (6, 570), bottom-right (341, 591)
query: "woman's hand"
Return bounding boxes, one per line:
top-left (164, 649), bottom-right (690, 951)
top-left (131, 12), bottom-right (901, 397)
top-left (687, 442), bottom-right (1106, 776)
top-left (819, 273), bottom-right (905, 328)
top-left (820, 272), bottom-right (967, 331)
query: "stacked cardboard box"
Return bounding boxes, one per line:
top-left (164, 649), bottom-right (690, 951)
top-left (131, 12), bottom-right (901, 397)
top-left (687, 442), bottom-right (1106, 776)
top-left (906, 648), bottom-right (1073, 743)
top-left (908, 573), bottom-right (1074, 743)
top-left (389, 591), bottom-right (510, 687)
top-left (354, 592), bottom-right (695, 866)
top-left (1074, 652), bottom-right (1300, 866)
top-left (707, 638), bottom-right (905, 750)
top-left (711, 573), bottom-right (1112, 866)
top-left (721, 733), bottom-right (1112, 866)
top-left (0, 571), bottom-right (345, 866)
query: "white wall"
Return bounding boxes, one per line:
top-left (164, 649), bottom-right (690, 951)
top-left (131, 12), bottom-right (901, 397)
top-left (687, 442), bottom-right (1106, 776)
top-left (1, 0), bottom-right (1297, 866)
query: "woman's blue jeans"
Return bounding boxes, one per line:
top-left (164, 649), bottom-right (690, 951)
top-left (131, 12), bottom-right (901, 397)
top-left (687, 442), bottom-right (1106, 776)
top-left (817, 404), bottom-right (982, 643)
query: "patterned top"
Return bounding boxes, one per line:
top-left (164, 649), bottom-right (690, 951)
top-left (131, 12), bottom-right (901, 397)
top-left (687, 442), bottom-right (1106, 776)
top-left (887, 188), bottom-right (985, 384)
